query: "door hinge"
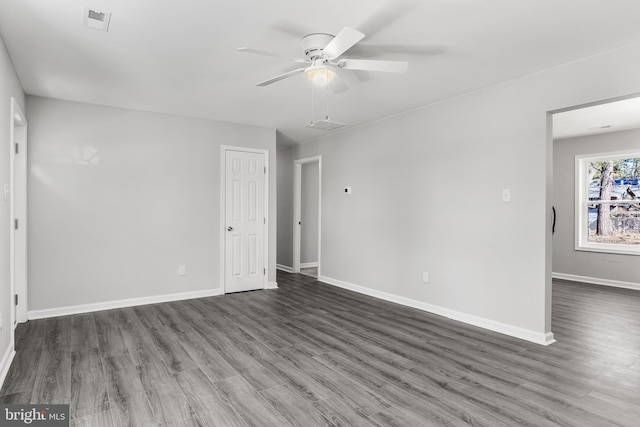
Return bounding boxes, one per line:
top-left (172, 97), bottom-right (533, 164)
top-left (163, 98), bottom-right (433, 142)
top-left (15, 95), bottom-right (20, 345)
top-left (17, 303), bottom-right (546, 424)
top-left (15, 294), bottom-right (18, 305)
top-left (14, 219), bottom-right (18, 230)
top-left (264, 167), bottom-right (267, 174)
top-left (263, 217), bottom-right (266, 224)
top-left (15, 143), bottom-right (18, 154)
top-left (264, 268), bottom-right (266, 275)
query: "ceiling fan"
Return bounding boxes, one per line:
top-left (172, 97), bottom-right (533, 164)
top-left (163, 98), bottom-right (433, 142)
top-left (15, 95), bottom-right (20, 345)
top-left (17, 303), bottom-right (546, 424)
top-left (237, 27), bottom-right (409, 92)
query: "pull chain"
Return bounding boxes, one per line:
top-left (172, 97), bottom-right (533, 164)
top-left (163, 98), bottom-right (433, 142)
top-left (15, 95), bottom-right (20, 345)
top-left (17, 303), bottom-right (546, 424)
top-left (325, 68), bottom-right (330, 120)
top-left (310, 76), bottom-right (314, 124)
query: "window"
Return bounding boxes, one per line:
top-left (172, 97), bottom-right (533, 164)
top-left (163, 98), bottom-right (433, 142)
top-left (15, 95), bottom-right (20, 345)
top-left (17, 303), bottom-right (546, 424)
top-left (575, 151), bottom-right (640, 255)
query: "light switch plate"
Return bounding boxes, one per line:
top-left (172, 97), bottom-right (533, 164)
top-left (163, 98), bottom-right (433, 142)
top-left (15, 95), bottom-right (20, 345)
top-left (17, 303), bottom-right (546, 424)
top-left (502, 188), bottom-right (511, 202)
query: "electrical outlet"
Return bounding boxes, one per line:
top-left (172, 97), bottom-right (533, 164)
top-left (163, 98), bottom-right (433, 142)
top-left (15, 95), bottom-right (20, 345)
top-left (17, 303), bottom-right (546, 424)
top-left (423, 272), bottom-right (429, 283)
top-left (178, 265), bottom-right (186, 276)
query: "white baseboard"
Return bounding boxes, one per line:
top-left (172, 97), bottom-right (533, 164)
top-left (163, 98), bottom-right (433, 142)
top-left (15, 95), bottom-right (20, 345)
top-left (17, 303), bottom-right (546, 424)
top-left (0, 343), bottom-right (16, 390)
top-left (267, 282), bottom-right (278, 289)
top-left (552, 272), bottom-right (640, 291)
top-left (28, 288), bottom-right (223, 320)
top-left (276, 264), bottom-right (294, 273)
top-left (318, 275), bottom-right (555, 346)
top-left (300, 262), bottom-right (318, 269)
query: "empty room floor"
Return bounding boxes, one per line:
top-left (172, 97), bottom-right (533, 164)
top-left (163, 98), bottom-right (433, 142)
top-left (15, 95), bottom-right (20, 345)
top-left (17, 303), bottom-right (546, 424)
top-left (1, 272), bottom-right (639, 426)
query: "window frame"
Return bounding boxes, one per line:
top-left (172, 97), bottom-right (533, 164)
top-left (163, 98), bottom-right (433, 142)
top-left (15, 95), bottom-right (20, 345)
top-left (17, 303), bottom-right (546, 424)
top-left (575, 149), bottom-right (640, 256)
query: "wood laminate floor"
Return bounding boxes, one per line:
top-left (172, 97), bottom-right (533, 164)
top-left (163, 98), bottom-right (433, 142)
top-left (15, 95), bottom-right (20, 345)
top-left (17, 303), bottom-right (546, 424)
top-left (1, 272), bottom-right (639, 426)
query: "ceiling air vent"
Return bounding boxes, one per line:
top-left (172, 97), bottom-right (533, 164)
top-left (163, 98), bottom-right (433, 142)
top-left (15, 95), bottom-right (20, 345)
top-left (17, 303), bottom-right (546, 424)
top-left (82, 7), bottom-right (111, 32)
top-left (305, 119), bottom-right (347, 131)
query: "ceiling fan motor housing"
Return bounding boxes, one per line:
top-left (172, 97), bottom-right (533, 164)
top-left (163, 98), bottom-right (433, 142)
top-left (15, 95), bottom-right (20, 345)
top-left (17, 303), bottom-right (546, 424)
top-left (301, 33), bottom-right (334, 60)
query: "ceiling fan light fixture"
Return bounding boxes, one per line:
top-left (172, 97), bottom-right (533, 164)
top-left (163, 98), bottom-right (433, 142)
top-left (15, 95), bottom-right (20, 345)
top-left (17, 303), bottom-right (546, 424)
top-left (305, 65), bottom-right (336, 86)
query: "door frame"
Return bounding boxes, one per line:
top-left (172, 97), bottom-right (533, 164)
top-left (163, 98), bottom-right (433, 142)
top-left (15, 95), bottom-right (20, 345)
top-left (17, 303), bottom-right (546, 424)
top-left (219, 145), bottom-right (269, 294)
top-left (9, 97), bottom-right (28, 337)
top-left (293, 156), bottom-right (322, 274)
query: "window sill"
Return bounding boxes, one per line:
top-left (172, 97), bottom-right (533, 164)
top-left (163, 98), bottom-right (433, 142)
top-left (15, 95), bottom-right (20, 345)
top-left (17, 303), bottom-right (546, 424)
top-left (575, 244), bottom-right (640, 256)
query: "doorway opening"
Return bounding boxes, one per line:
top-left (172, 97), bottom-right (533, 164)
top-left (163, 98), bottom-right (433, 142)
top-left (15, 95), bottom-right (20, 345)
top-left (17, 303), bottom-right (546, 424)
top-left (550, 94), bottom-right (640, 290)
top-left (293, 156), bottom-right (321, 279)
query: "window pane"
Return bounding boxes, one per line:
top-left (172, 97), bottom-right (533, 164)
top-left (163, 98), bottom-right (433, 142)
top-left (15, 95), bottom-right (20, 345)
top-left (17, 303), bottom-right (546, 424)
top-left (589, 158), bottom-right (640, 202)
top-left (578, 153), bottom-right (640, 254)
top-left (587, 202), bottom-right (640, 245)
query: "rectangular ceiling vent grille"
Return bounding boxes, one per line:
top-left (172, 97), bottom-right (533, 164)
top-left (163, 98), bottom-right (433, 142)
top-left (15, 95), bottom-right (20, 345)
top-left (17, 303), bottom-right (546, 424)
top-left (305, 119), bottom-right (347, 131)
top-left (82, 7), bottom-right (111, 32)
top-left (88, 10), bottom-right (105, 21)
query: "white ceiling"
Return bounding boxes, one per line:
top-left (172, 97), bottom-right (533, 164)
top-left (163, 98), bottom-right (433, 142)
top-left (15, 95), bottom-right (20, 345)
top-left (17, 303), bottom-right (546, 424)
top-left (553, 96), bottom-right (640, 140)
top-left (2, 0), bottom-right (640, 145)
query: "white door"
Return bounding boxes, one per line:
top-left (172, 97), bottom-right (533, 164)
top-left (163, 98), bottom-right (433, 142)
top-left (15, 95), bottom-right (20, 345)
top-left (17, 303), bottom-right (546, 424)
top-left (224, 150), bottom-right (266, 293)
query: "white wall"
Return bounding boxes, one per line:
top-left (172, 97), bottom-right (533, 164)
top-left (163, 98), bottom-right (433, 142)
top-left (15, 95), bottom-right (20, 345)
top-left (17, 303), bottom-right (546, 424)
top-left (301, 161), bottom-right (319, 265)
top-left (276, 147), bottom-right (293, 268)
top-left (553, 129), bottom-right (640, 287)
top-left (26, 96), bottom-right (276, 315)
top-left (282, 42), bottom-right (640, 344)
top-left (0, 34), bottom-right (25, 382)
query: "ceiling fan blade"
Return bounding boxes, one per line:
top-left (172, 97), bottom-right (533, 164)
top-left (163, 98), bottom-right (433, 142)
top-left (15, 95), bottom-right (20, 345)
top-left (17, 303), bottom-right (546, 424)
top-left (347, 44), bottom-right (446, 58)
top-left (329, 71), bottom-right (349, 94)
top-left (358, 0), bottom-right (416, 39)
top-left (271, 21), bottom-right (309, 38)
top-left (256, 68), bottom-right (305, 86)
top-left (238, 47), bottom-right (306, 63)
top-left (323, 27), bottom-right (365, 60)
top-left (339, 59), bottom-right (408, 73)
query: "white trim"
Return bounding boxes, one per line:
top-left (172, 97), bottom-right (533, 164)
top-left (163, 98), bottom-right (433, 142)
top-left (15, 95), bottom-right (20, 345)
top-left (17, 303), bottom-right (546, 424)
top-left (15, 103), bottom-right (27, 325)
top-left (9, 99), bottom-right (16, 342)
top-left (0, 345), bottom-right (16, 390)
top-left (293, 162), bottom-right (300, 273)
top-left (293, 156), bottom-right (322, 275)
top-left (300, 262), bottom-right (318, 268)
top-left (276, 264), bottom-right (294, 273)
top-left (545, 111), bottom-right (554, 342)
top-left (28, 288), bottom-right (222, 320)
top-left (9, 98), bottom-right (28, 335)
top-left (575, 242), bottom-right (640, 256)
top-left (220, 145), bottom-right (270, 293)
top-left (552, 272), bottom-right (640, 291)
top-left (318, 275), bottom-right (556, 346)
top-left (267, 282), bottom-right (278, 289)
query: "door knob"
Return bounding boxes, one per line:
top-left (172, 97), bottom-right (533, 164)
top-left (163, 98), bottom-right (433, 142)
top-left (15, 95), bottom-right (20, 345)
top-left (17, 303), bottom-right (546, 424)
top-left (227, 226), bottom-right (233, 231)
